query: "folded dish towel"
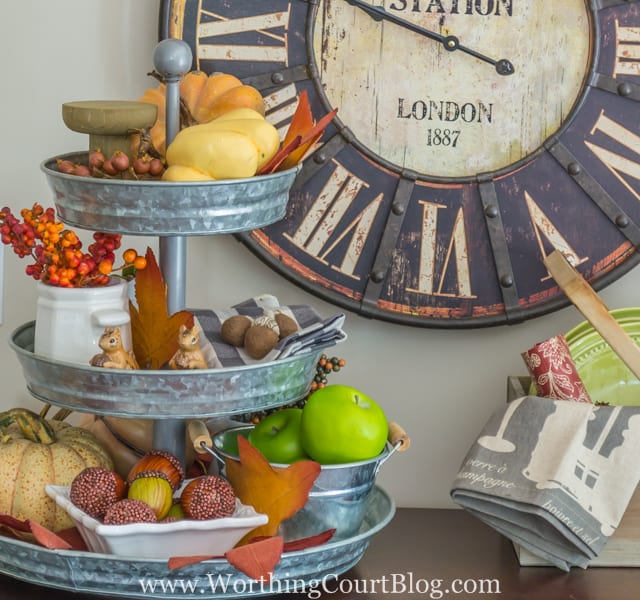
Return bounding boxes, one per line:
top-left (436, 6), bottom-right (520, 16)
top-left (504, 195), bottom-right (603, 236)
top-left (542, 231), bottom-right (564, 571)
top-left (191, 294), bottom-right (347, 368)
top-left (450, 396), bottom-right (640, 570)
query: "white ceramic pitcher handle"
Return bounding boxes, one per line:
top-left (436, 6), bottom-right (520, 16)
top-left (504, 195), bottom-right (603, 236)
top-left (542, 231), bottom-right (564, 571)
top-left (91, 308), bottom-right (130, 328)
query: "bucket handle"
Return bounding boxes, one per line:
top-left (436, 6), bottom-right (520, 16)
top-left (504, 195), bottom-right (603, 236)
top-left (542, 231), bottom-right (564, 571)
top-left (375, 421), bottom-right (410, 474)
top-left (188, 419), bottom-right (411, 468)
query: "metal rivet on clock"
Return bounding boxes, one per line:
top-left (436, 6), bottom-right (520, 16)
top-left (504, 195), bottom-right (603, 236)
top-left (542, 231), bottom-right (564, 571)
top-left (391, 202), bottom-right (405, 216)
top-left (616, 214), bottom-right (630, 228)
top-left (370, 270), bottom-right (385, 284)
top-left (484, 205), bottom-right (499, 218)
top-left (617, 82), bottom-right (632, 97)
top-left (500, 275), bottom-right (514, 288)
top-left (567, 162), bottom-right (581, 176)
top-left (313, 152), bottom-right (327, 165)
top-left (271, 72), bottom-right (284, 85)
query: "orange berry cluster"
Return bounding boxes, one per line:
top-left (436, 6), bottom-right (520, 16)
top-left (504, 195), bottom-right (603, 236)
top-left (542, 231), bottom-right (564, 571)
top-left (0, 203), bottom-right (146, 288)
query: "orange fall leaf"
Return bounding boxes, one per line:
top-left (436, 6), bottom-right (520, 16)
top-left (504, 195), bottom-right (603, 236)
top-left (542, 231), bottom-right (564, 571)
top-left (129, 247), bottom-right (194, 369)
top-left (225, 436), bottom-right (321, 542)
top-left (262, 90), bottom-right (338, 174)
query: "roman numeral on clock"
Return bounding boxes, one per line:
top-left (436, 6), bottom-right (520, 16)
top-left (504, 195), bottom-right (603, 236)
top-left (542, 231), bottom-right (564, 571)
top-left (406, 201), bottom-right (475, 299)
top-left (524, 191), bottom-right (588, 281)
top-left (614, 23), bottom-right (640, 77)
top-left (196, 8), bottom-right (291, 66)
top-left (586, 111), bottom-right (640, 201)
top-left (284, 160), bottom-right (383, 280)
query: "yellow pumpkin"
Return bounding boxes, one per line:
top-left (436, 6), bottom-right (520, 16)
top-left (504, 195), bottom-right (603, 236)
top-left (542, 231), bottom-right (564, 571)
top-left (162, 108), bottom-right (281, 181)
top-left (133, 70), bottom-right (266, 156)
top-left (0, 408), bottom-right (114, 531)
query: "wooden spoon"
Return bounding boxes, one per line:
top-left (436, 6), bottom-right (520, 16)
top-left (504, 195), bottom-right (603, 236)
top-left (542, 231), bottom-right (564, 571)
top-left (544, 250), bottom-right (640, 381)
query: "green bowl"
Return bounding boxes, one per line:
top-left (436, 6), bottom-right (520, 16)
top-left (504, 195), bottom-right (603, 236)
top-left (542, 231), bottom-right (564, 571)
top-left (529, 308), bottom-right (640, 405)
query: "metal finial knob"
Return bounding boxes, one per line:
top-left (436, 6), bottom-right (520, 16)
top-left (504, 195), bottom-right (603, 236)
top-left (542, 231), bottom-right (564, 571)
top-left (153, 39), bottom-right (193, 79)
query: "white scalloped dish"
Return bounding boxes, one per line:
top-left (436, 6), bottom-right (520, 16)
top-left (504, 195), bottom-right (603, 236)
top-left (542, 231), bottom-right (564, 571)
top-left (46, 484), bottom-right (268, 559)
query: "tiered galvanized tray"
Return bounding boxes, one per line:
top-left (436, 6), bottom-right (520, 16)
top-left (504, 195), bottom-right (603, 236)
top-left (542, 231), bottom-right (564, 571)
top-left (1, 39), bottom-right (394, 597)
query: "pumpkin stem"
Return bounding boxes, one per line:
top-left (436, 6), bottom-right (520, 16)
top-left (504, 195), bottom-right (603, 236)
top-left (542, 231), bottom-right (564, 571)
top-left (0, 408), bottom-right (56, 444)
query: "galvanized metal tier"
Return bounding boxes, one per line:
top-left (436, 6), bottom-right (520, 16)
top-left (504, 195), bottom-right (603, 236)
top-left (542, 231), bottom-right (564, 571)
top-left (41, 153), bottom-right (300, 236)
top-left (10, 321), bottom-right (324, 419)
top-left (0, 487), bottom-right (394, 599)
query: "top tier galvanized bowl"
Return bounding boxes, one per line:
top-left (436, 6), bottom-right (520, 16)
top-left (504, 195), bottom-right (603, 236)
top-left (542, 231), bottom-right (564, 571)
top-left (41, 152), bottom-right (300, 236)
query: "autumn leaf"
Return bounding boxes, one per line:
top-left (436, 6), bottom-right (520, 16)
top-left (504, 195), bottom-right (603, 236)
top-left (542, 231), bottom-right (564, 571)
top-left (0, 513), bottom-right (81, 550)
top-left (129, 247), bottom-right (194, 369)
top-left (225, 536), bottom-right (283, 582)
top-left (225, 436), bottom-right (321, 541)
top-left (258, 90), bottom-right (338, 174)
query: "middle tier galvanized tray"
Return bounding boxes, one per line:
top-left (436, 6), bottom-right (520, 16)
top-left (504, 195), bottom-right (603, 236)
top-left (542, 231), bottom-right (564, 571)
top-left (10, 321), bottom-right (325, 418)
top-left (0, 486), bottom-right (394, 599)
top-left (41, 152), bottom-right (300, 236)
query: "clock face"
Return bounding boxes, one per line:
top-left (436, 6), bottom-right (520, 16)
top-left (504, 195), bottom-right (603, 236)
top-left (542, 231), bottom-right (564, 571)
top-left (313, 1), bottom-right (590, 178)
top-left (161, 0), bottom-right (640, 328)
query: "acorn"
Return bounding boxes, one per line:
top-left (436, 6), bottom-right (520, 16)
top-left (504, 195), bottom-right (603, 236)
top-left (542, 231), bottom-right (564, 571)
top-left (127, 470), bottom-right (174, 519)
top-left (180, 475), bottom-right (236, 520)
top-left (221, 315), bottom-right (253, 347)
top-left (127, 449), bottom-right (184, 491)
top-left (244, 314), bottom-right (280, 360)
top-left (274, 312), bottom-right (298, 339)
top-left (70, 466), bottom-right (126, 519)
top-left (103, 498), bottom-right (158, 525)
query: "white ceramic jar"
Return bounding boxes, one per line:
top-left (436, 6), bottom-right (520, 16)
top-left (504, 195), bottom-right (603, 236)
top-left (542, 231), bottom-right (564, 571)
top-left (34, 277), bottom-right (133, 365)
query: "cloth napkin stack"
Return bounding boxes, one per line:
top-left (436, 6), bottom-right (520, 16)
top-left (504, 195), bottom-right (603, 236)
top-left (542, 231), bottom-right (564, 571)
top-left (451, 332), bottom-right (640, 570)
top-left (191, 294), bottom-right (347, 368)
top-left (451, 396), bottom-right (640, 570)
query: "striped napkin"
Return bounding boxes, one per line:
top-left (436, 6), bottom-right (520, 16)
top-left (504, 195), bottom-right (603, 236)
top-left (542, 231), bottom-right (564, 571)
top-left (190, 295), bottom-right (347, 368)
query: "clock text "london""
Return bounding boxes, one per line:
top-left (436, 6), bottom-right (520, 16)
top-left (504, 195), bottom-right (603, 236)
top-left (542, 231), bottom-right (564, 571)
top-left (397, 98), bottom-right (493, 123)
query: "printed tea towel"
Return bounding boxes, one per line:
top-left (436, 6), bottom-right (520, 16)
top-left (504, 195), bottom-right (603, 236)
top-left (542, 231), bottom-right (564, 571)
top-left (450, 396), bottom-right (640, 570)
top-left (191, 294), bottom-right (347, 368)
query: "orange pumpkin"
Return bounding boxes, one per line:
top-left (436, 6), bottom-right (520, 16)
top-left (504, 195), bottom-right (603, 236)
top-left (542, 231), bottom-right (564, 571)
top-left (134, 71), bottom-right (266, 156)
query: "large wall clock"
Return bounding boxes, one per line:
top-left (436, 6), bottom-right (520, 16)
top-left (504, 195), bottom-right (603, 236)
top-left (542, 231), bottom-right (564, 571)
top-left (160, 0), bottom-right (640, 329)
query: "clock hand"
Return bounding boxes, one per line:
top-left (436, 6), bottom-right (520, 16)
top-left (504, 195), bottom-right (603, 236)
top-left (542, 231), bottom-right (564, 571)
top-left (344, 0), bottom-right (514, 76)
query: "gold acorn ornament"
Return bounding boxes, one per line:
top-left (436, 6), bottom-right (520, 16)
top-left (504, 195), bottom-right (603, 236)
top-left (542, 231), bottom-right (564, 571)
top-left (127, 470), bottom-right (174, 520)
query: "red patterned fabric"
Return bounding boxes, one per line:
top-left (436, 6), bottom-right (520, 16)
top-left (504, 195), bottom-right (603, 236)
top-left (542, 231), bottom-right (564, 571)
top-left (522, 334), bottom-right (592, 403)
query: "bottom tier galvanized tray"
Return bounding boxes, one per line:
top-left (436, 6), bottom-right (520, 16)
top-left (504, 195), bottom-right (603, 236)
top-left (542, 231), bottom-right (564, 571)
top-left (10, 322), bottom-right (326, 418)
top-left (0, 486), bottom-right (394, 599)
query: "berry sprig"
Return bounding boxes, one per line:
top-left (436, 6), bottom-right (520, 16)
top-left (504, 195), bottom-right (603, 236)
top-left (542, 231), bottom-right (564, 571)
top-left (310, 354), bottom-right (346, 392)
top-left (57, 149), bottom-right (165, 180)
top-left (0, 203), bottom-right (146, 288)
top-left (242, 354), bottom-right (347, 424)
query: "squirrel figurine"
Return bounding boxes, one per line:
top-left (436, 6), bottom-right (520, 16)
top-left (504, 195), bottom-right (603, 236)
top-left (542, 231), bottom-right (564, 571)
top-left (90, 326), bottom-right (139, 370)
top-left (168, 324), bottom-right (208, 370)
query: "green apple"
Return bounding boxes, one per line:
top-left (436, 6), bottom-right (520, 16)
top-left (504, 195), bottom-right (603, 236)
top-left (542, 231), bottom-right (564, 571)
top-left (248, 408), bottom-right (310, 464)
top-left (300, 384), bottom-right (388, 464)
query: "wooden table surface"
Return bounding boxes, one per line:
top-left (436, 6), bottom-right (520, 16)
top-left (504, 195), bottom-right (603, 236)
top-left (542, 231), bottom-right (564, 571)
top-left (0, 508), bottom-right (637, 599)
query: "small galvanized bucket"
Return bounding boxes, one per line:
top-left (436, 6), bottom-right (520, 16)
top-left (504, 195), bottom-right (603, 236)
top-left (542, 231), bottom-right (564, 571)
top-left (208, 425), bottom-right (405, 540)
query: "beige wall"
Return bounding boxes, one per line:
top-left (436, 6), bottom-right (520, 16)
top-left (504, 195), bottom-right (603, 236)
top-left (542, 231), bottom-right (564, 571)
top-left (1, 1), bottom-right (638, 509)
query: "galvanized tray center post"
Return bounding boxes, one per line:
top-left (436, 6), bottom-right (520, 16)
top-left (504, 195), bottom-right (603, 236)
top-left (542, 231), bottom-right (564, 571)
top-left (151, 39), bottom-right (193, 465)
